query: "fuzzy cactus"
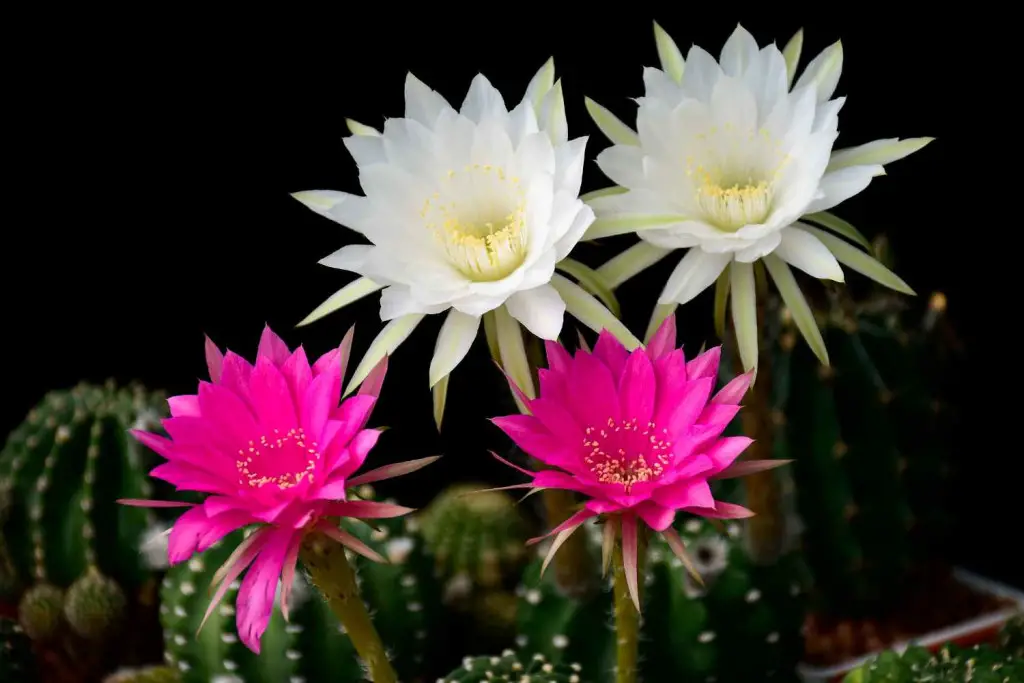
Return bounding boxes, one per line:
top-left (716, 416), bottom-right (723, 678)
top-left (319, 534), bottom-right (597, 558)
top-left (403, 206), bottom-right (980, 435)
top-left (160, 487), bottom-right (445, 682)
top-left (0, 381), bottom-right (170, 600)
top-left (419, 483), bottom-right (530, 590)
top-left (104, 665), bottom-right (181, 683)
top-left (64, 566), bottom-right (127, 640)
top-left (843, 643), bottom-right (1023, 682)
top-left (515, 517), bottom-right (808, 682)
top-left (441, 651), bottom-right (583, 682)
top-left (0, 616), bottom-right (36, 682)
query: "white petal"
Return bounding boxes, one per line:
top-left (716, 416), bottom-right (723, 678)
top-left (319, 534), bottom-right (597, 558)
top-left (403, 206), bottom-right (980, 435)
top-left (451, 293), bottom-right (509, 317)
top-left (379, 285), bottom-right (448, 320)
top-left (554, 137), bottom-right (587, 198)
top-left (291, 190), bottom-right (349, 221)
top-left (729, 261), bottom-right (759, 373)
top-left (710, 75), bottom-right (758, 133)
top-left (813, 96), bottom-right (845, 134)
top-left (804, 164), bottom-right (883, 214)
top-left (537, 80), bottom-right (568, 144)
top-left (505, 284), bottom-right (566, 340)
top-left (404, 73), bottom-right (451, 127)
top-left (525, 57), bottom-right (555, 108)
top-left (775, 225), bottom-right (844, 281)
top-left (344, 134), bottom-right (386, 167)
top-left (514, 131), bottom-right (556, 178)
top-left (654, 22), bottom-right (686, 84)
top-left (734, 231), bottom-right (782, 262)
top-left (471, 118), bottom-right (515, 166)
top-left (642, 67), bottom-right (682, 104)
top-left (595, 145), bottom-right (646, 190)
top-left (358, 163), bottom-right (428, 220)
top-left (553, 203), bottom-right (595, 262)
top-left (461, 74), bottom-right (507, 122)
top-left (319, 244), bottom-right (372, 272)
top-left (745, 45), bottom-right (789, 119)
top-left (658, 249), bottom-right (731, 305)
top-left (679, 45), bottom-right (723, 101)
top-left (794, 40), bottom-right (843, 102)
top-left (506, 99), bottom-right (539, 147)
top-left (827, 137), bottom-right (934, 173)
top-left (720, 24), bottom-right (760, 77)
top-left (428, 309), bottom-right (481, 387)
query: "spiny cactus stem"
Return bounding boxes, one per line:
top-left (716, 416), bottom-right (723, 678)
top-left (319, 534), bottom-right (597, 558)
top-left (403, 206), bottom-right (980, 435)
top-left (612, 526), bottom-right (646, 683)
top-left (541, 489), bottom-right (597, 598)
top-left (733, 270), bottom-right (784, 564)
top-left (299, 531), bottom-right (398, 683)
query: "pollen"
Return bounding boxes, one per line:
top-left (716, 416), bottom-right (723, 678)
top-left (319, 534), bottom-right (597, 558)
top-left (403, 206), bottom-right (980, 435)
top-left (235, 427), bottom-right (321, 490)
top-left (582, 418), bottom-right (673, 494)
top-left (420, 164), bottom-right (528, 282)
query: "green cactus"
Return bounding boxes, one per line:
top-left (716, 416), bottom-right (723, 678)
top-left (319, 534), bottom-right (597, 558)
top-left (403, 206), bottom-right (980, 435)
top-left (773, 288), bottom-right (957, 619)
top-left (419, 483), bottom-right (530, 590)
top-left (17, 582), bottom-right (64, 641)
top-left (104, 665), bottom-right (181, 683)
top-left (515, 517), bottom-right (809, 682)
top-left (440, 651), bottom-right (583, 682)
top-left (160, 488), bottom-right (446, 682)
top-left (843, 643), bottom-right (1024, 682)
top-left (0, 380), bottom-right (170, 600)
top-left (998, 613), bottom-right (1024, 658)
top-left (64, 566), bottom-right (128, 640)
top-left (0, 616), bottom-right (37, 682)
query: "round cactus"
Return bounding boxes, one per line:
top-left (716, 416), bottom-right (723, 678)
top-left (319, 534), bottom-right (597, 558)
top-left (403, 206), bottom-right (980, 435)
top-left (419, 483), bottom-right (530, 590)
top-left (160, 488), bottom-right (446, 682)
top-left (0, 381), bottom-right (169, 598)
top-left (17, 582), bottom-right (64, 641)
top-left (0, 616), bottom-right (36, 682)
top-left (440, 651), bottom-right (583, 682)
top-left (843, 643), bottom-right (1024, 682)
top-left (515, 517), bottom-right (808, 682)
top-left (64, 566), bottom-right (127, 640)
top-left (104, 665), bottom-right (181, 683)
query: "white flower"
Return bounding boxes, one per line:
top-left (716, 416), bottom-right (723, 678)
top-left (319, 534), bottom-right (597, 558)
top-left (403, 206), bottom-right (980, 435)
top-left (293, 61), bottom-right (637, 426)
top-left (584, 24), bottom-right (931, 371)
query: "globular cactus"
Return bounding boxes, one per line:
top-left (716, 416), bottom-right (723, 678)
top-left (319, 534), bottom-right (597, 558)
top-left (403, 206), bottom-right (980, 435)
top-left (441, 651), bottom-right (583, 682)
top-left (419, 483), bottom-right (530, 591)
top-left (0, 616), bottom-right (36, 682)
top-left (160, 487), bottom-right (446, 682)
top-left (0, 381), bottom-right (169, 605)
top-left (843, 643), bottom-right (1024, 682)
top-left (103, 665), bottom-right (181, 683)
top-left (515, 517), bottom-right (808, 682)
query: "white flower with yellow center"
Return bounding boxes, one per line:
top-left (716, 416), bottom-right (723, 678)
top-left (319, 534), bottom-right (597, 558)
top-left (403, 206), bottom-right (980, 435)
top-left (583, 24), bottom-right (932, 371)
top-left (293, 61), bottom-right (636, 427)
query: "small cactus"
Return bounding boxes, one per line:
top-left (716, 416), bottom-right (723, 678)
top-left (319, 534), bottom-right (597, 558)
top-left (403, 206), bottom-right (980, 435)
top-left (420, 483), bottom-right (530, 590)
top-left (0, 616), bottom-right (37, 682)
top-left (17, 582), bottom-right (64, 641)
top-left (843, 643), bottom-right (1023, 682)
top-left (64, 566), bottom-right (127, 640)
top-left (440, 651), bottom-right (583, 682)
top-left (103, 665), bottom-right (181, 683)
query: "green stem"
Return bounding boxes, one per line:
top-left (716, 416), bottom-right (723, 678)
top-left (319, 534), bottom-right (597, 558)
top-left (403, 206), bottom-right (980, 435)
top-left (299, 531), bottom-right (397, 683)
top-left (612, 525), bottom-right (646, 683)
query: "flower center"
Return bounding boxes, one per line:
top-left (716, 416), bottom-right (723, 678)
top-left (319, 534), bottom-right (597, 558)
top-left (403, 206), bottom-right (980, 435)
top-left (236, 427), bottom-right (320, 490)
top-left (582, 418), bottom-right (673, 494)
top-left (421, 164), bottom-right (528, 282)
top-left (695, 176), bottom-right (773, 232)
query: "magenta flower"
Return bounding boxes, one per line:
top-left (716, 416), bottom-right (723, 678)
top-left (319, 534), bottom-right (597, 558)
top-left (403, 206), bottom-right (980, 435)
top-left (490, 315), bottom-right (787, 610)
top-left (120, 326), bottom-right (436, 652)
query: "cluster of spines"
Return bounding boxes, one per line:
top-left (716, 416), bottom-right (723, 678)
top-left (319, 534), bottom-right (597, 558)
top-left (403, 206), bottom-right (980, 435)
top-left (440, 651), bottom-right (582, 682)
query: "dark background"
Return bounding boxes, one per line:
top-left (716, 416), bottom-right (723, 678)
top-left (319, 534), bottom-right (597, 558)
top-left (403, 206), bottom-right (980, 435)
top-left (5, 9), bottom-right (1017, 584)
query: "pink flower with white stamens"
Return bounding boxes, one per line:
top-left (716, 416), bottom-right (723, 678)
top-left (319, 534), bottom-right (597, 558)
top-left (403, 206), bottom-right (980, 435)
top-left (490, 314), bottom-right (787, 610)
top-left (119, 326), bottom-right (437, 652)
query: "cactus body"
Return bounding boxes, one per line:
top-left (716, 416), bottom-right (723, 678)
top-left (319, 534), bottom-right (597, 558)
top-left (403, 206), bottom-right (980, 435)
top-left (104, 665), bottom-right (181, 683)
top-left (0, 616), bottom-right (36, 682)
top-left (0, 381), bottom-right (169, 599)
top-left (160, 509), bottom-right (444, 682)
top-left (843, 643), bottom-right (1023, 682)
top-left (441, 651), bottom-right (582, 682)
top-left (516, 518), bottom-right (808, 682)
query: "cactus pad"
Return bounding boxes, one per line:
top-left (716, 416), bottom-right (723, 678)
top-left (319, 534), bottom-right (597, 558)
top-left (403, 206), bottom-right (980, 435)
top-left (441, 651), bottom-right (583, 682)
top-left (0, 616), bottom-right (36, 682)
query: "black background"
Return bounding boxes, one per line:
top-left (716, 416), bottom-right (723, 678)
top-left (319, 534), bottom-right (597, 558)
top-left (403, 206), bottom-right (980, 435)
top-left (5, 8), bottom-right (1018, 584)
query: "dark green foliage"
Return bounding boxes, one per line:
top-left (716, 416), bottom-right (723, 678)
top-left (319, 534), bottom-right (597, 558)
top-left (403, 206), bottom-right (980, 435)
top-left (440, 651), bottom-right (582, 682)
top-left (0, 616), bottom-right (36, 682)
top-left (104, 665), bottom-right (181, 682)
top-left (844, 643), bottom-right (1023, 682)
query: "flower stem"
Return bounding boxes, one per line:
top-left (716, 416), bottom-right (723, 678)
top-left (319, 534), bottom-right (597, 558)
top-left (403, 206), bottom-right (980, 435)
top-left (300, 531), bottom-right (397, 683)
top-left (612, 525), bottom-right (646, 683)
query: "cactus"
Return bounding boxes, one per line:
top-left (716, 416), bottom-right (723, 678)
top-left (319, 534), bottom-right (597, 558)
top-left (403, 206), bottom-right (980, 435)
top-left (0, 616), bottom-right (36, 682)
top-left (0, 380), bottom-right (170, 600)
top-left (998, 613), bottom-right (1024, 658)
top-left (515, 517), bottom-right (809, 682)
top-left (767, 286), bottom-right (958, 626)
top-left (160, 487), bottom-right (446, 682)
top-left (441, 651), bottom-right (582, 682)
top-left (104, 665), bottom-right (181, 683)
top-left (419, 483), bottom-right (530, 591)
top-left (843, 643), bottom-right (1024, 682)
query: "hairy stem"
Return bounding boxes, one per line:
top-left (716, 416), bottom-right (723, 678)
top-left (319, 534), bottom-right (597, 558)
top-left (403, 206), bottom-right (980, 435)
top-left (612, 526), bottom-right (646, 683)
top-left (300, 532), bottom-right (397, 683)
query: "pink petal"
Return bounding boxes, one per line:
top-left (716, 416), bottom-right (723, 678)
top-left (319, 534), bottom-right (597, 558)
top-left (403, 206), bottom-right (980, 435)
top-left (645, 314), bottom-right (677, 360)
top-left (149, 461), bottom-right (232, 495)
top-left (661, 528), bottom-right (704, 585)
top-left (651, 478), bottom-right (714, 510)
top-left (712, 370), bottom-right (753, 405)
top-left (592, 330), bottom-right (629, 380)
top-left (327, 501), bottom-right (414, 519)
top-left (698, 404), bottom-right (741, 429)
top-left (686, 346), bottom-right (722, 381)
top-left (618, 351), bottom-right (656, 427)
top-left (201, 528), bottom-right (270, 635)
top-left (537, 368), bottom-right (571, 405)
top-left (338, 325), bottom-right (356, 381)
top-left (585, 498), bottom-right (627, 514)
top-left (278, 534), bottom-right (303, 623)
top-left (248, 356), bottom-right (299, 429)
top-left (667, 377), bottom-right (715, 433)
top-left (357, 356), bottom-right (389, 398)
top-left (168, 395), bottom-right (201, 418)
top-left (712, 459), bottom-right (792, 480)
top-left (197, 382), bottom-right (260, 444)
top-left (492, 361), bottom-right (533, 413)
top-left (621, 513), bottom-right (642, 612)
top-left (205, 335), bottom-right (224, 383)
top-left (704, 436), bottom-right (754, 474)
top-left (331, 395), bottom-right (377, 443)
top-left (544, 339), bottom-right (572, 374)
top-left (666, 454), bottom-right (713, 482)
top-left (491, 415), bottom-right (573, 468)
top-left (117, 498), bottom-right (194, 508)
top-left (528, 398), bottom-right (584, 447)
top-left (346, 455), bottom-right (440, 487)
top-left (567, 352), bottom-right (620, 430)
top-left (687, 501), bottom-right (755, 519)
top-left (236, 528), bottom-right (295, 653)
top-left (220, 352), bottom-right (254, 402)
top-left (526, 508), bottom-right (596, 546)
top-left (257, 325), bottom-right (291, 366)
top-left (280, 347), bottom-right (314, 404)
top-left (301, 372), bottom-right (334, 439)
top-left (635, 501), bottom-right (676, 532)
top-left (167, 507), bottom-right (252, 564)
top-left (333, 428), bottom-right (380, 479)
top-left (540, 522), bottom-right (583, 577)
top-left (130, 429), bottom-right (174, 459)
top-left (488, 450), bottom-right (536, 477)
top-left (533, 470), bottom-right (604, 498)
top-left (652, 350), bottom-right (688, 425)
top-left (316, 520), bottom-right (385, 563)
top-left (311, 476), bottom-right (349, 501)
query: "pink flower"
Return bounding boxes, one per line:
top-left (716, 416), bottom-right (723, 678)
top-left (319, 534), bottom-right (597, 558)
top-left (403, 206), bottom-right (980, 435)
top-left (119, 326), bottom-right (437, 653)
top-left (490, 315), bottom-right (787, 611)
